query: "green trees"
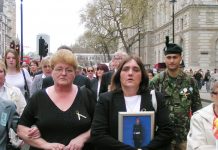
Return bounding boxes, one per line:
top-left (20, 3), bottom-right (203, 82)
top-left (78, 0), bottom-right (148, 58)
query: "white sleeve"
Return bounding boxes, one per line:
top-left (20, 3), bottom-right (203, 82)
top-left (12, 86), bottom-right (26, 115)
top-left (187, 114), bottom-right (215, 150)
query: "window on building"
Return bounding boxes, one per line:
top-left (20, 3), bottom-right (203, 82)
top-left (200, 51), bottom-right (209, 55)
top-left (206, 12), bottom-right (215, 24)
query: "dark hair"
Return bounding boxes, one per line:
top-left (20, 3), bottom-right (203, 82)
top-left (147, 69), bottom-right (154, 77)
top-left (30, 60), bottom-right (39, 67)
top-left (87, 66), bottom-right (94, 72)
top-left (82, 67), bottom-right (87, 74)
top-left (110, 56), bottom-right (149, 94)
top-left (96, 64), bottom-right (109, 79)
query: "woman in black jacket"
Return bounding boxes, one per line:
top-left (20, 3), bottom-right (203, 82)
top-left (90, 63), bottom-right (109, 101)
top-left (91, 56), bottom-right (173, 150)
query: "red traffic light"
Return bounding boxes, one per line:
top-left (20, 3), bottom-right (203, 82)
top-left (10, 41), bottom-right (15, 49)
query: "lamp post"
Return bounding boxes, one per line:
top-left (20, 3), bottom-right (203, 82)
top-left (20, 0), bottom-right (23, 64)
top-left (170, 0), bottom-right (176, 43)
top-left (138, 27), bottom-right (141, 57)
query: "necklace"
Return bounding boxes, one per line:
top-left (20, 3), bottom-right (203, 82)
top-left (125, 95), bottom-right (141, 112)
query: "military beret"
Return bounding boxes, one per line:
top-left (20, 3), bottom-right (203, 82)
top-left (163, 36), bottom-right (182, 55)
top-left (163, 43), bottom-right (182, 55)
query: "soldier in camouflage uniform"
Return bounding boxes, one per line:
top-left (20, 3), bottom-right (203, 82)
top-left (149, 38), bottom-right (202, 150)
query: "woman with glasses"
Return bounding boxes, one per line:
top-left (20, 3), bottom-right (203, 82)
top-left (30, 56), bottom-right (52, 96)
top-left (187, 81), bottom-right (218, 150)
top-left (29, 60), bottom-right (39, 79)
top-left (17, 49), bottom-right (96, 150)
top-left (90, 64), bottom-right (109, 101)
top-left (87, 66), bottom-right (95, 80)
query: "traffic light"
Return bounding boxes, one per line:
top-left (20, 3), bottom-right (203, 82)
top-left (39, 37), bottom-right (48, 57)
top-left (10, 41), bottom-right (15, 49)
top-left (39, 37), bottom-right (45, 56)
top-left (15, 44), bottom-right (20, 54)
top-left (43, 42), bottom-right (48, 57)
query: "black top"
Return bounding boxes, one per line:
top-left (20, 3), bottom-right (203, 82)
top-left (90, 90), bottom-right (173, 150)
top-left (18, 87), bottom-right (96, 150)
top-left (100, 71), bottom-right (114, 93)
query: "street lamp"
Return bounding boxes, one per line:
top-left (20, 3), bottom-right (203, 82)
top-left (20, 0), bottom-right (24, 64)
top-left (170, 0), bottom-right (176, 43)
top-left (138, 27), bottom-right (141, 57)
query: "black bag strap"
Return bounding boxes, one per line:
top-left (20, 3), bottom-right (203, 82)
top-left (21, 69), bottom-right (30, 94)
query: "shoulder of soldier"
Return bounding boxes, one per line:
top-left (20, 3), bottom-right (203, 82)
top-left (181, 71), bottom-right (197, 85)
top-left (150, 72), bottom-right (160, 83)
top-left (150, 71), bottom-right (166, 86)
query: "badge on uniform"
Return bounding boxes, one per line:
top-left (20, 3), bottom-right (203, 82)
top-left (0, 112), bottom-right (7, 126)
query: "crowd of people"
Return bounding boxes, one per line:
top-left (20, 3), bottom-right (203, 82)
top-left (183, 68), bottom-right (218, 93)
top-left (0, 42), bottom-right (218, 150)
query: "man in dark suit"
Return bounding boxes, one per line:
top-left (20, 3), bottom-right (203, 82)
top-left (42, 74), bottom-right (91, 89)
top-left (100, 51), bottom-right (128, 93)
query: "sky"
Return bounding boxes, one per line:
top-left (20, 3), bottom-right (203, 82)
top-left (16, 0), bottom-right (90, 54)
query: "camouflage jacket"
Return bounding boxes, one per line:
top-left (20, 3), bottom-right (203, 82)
top-left (149, 69), bottom-right (202, 143)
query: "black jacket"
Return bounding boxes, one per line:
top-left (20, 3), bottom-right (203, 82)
top-left (90, 78), bottom-right (99, 100)
top-left (42, 75), bottom-right (91, 89)
top-left (100, 71), bottom-right (114, 93)
top-left (90, 90), bottom-right (173, 150)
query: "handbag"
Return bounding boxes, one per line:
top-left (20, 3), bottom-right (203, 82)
top-left (21, 69), bottom-right (30, 102)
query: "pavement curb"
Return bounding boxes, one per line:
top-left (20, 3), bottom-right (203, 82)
top-left (201, 98), bottom-right (212, 103)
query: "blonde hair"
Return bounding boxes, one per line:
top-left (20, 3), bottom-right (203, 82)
top-left (211, 81), bottom-right (218, 94)
top-left (0, 60), bottom-right (7, 75)
top-left (50, 49), bottom-right (78, 70)
top-left (40, 56), bottom-right (50, 66)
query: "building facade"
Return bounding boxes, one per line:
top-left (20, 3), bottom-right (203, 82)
top-left (129, 0), bottom-right (218, 71)
top-left (75, 53), bottom-right (111, 66)
top-left (0, 0), bottom-right (16, 57)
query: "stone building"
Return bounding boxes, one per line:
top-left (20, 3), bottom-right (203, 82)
top-left (129, 0), bottom-right (218, 71)
top-left (75, 53), bottom-right (110, 66)
top-left (0, 0), bottom-right (16, 57)
top-left (72, 46), bottom-right (111, 66)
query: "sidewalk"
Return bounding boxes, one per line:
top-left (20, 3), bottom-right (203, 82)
top-left (199, 85), bottom-right (212, 103)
